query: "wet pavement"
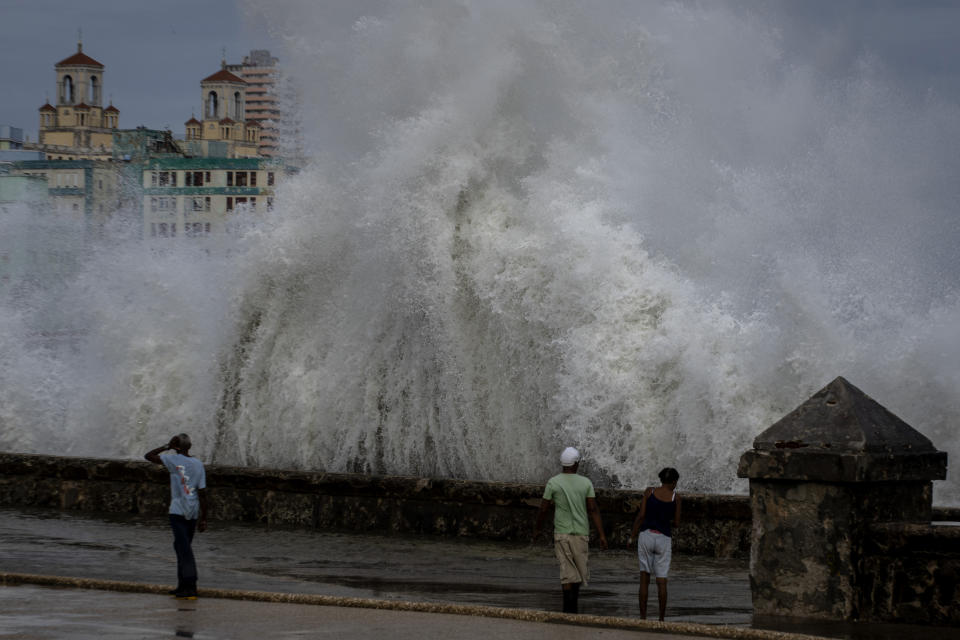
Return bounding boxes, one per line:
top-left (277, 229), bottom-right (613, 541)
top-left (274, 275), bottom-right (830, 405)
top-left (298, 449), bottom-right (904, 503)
top-left (0, 583), bottom-right (750, 640)
top-left (0, 507), bottom-right (751, 624)
top-left (1, 507), bottom-right (958, 639)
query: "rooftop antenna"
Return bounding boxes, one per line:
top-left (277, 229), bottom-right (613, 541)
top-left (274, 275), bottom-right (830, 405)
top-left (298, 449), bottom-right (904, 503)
top-left (221, 46), bottom-right (227, 68)
top-left (78, 28), bottom-right (83, 52)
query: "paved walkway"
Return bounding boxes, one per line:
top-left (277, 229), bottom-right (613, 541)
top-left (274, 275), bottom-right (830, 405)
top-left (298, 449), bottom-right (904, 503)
top-left (0, 507), bottom-right (751, 623)
top-left (0, 507), bottom-right (828, 640)
top-left (0, 577), bottom-right (819, 640)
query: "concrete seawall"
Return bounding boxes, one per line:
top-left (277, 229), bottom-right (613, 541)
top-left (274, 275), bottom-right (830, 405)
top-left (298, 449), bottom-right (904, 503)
top-left (1, 452), bottom-right (956, 559)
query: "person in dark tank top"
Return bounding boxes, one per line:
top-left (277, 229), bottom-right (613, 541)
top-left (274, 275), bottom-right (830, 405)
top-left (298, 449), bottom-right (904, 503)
top-left (628, 467), bottom-right (681, 620)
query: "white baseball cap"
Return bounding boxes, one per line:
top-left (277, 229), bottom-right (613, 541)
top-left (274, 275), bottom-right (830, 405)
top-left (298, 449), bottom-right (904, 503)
top-left (560, 446), bottom-right (581, 466)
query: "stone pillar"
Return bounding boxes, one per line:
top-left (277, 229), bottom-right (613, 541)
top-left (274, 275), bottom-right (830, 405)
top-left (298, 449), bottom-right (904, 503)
top-left (737, 376), bottom-right (947, 621)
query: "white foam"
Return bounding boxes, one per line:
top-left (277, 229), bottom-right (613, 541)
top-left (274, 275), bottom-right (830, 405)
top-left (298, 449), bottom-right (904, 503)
top-left (1, 2), bottom-right (958, 503)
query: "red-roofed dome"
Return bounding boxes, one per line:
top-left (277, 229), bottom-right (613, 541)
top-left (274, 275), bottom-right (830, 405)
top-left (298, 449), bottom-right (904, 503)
top-left (104, 105), bottom-right (119, 113)
top-left (185, 117), bottom-right (201, 125)
top-left (39, 103), bottom-right (56, 112)
top-left (203, 68), bottom-right (245, 84)
top-left (56, 43), bottom-right (104, 68)
top-left (245, 120), bottom-right (261, 128)
top-left (219, 117), bottom-right (236, 125)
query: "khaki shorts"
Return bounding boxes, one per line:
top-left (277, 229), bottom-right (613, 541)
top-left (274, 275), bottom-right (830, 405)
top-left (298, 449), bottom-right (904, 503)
top-left (554, 533), bottom-right (590, 585)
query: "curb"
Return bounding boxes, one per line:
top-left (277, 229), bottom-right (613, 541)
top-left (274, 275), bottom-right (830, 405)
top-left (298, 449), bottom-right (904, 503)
top-left (0, 572), bottom-right (826, 640)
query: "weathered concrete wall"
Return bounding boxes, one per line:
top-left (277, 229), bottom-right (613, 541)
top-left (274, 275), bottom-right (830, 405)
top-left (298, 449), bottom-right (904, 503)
top-left (3, 452), bottom-right (955, 564)
top-left (0, 452), bottom-right (749, 556)
top-left (738, 376), bottom-right (956, 626)
top-left (745, 479), bottom-right (959, 625)
top-left (861, 522), bottom-right (960, 625)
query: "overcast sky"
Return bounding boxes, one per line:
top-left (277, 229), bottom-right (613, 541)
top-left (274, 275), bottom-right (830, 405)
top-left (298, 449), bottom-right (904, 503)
top-left (2, 1), bottom-right (960, 143)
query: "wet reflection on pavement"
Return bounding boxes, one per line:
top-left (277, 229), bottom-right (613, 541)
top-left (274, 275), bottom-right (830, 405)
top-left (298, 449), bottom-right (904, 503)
top-left (0, 506), bottom-right (751, 624)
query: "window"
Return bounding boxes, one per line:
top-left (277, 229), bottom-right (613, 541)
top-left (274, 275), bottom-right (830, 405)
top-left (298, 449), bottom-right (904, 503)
top-left (155, 223), bottom-right (174, 237)
top-left (250, 172), bottom-right (257, 187)
top-left (185, 222), bottom-right (210, 238)
top-left (150, 223), bottom-right (177, 237)
top-left (250, 197), bottom-right (257, 210)
top-left (191, 197), bottom-right (211, 212)
top-left (236, 172), bottom-right (247, 187)
top-left (226, 197), bottom-right (233, 211)
top-left (150, 197), bottom-right (176, 213)
top-left (206, 91), bottom-right (218, 118)
top-left (63, 75), bottom-right (74, 104)
top-left (226, 172), bottom-right (233, 187)
top-left (234, 91), bottom-right (243, 120)
top-left (152, 171), bottom-right (176, 187)
top-left (267, 172), bottom-right (275, 186)
top-left (185, 171), bottom-right (204, 186)
top-left (205, 172), bottom-right (211, 183)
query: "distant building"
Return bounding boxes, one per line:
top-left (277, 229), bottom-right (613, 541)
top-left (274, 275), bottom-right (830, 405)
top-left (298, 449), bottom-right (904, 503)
top-left (141, 157), bottom-right (284, 240)
top-left (182, 60), bottom-right (260, 159)
top-left (7, 44), bottom-right (297, 249)
top-left (227, 50), bottom-right (282, 157)
top-left (0, 170), bottom-right (47, 207)
top-left (112, 127), bottom-right (186, 213)
top-left (0, 149), bottom-right (45, 163)
top-left (32, 39), bottom-right (121, 161)
top-left (0, 167), bottom-right (82, 297)
top-left (9, 159), bottom-right (122, 233)
top-left (0, 126), bottom-right (25, 150)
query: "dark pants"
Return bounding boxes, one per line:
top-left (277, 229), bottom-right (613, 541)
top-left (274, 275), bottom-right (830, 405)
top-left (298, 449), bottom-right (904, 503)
top-left (169, 514), bottom-right (198, 592)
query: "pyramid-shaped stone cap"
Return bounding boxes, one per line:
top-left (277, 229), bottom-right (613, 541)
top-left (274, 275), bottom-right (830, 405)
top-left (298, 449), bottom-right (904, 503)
top-left (739, 377), bottom-right (947, 482)
top-left (753, 377), bottom-right (938, 454)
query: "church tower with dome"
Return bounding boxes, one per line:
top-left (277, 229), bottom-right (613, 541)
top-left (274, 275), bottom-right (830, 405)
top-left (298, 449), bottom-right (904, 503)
top-left (182, 58), bottom-right (260, 158)
top-left (36, 37), bottom-right (120, 160)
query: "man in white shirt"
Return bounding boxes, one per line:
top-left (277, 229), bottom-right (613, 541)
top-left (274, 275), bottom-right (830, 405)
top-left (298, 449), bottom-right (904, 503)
top-left (145, 433), bottom-right (208, 599)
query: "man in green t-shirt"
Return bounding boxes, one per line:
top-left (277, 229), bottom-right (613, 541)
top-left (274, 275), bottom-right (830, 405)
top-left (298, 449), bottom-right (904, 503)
top-left (533, 446), bottom-right (608, 613)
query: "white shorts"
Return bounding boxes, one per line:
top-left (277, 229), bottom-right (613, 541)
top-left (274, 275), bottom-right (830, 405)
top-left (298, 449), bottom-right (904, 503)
top-left (637, 530), bottom-right (672, 578)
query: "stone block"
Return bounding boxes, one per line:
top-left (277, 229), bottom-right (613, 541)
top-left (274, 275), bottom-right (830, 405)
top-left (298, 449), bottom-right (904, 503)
top-left (739, 376), bottom-right (950, 624)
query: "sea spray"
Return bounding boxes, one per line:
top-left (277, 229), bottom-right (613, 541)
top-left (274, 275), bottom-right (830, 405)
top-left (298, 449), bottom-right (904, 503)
top-left (1, 1), bottom-right (957, 502)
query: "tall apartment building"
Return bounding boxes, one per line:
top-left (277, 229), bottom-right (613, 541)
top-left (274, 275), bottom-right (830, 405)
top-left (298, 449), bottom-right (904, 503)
top-left (227, 50), bottom-right (287, 157)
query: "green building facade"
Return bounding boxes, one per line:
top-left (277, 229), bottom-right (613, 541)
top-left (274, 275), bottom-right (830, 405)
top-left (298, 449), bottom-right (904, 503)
top-left (141, 157), bottom-right (284, 239)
